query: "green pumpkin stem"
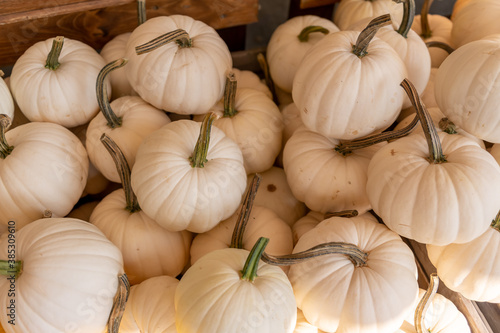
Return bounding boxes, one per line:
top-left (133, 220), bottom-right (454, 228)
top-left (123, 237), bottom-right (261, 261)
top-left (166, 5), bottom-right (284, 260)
top-left (352, 14), bottom-right (392, 58)
top-left (262, 240), bottom-right (368, 267)
top-left (45, 36), bottom-right (64, 70)
top-left (426, 41), bottom-right (455, 54)
top-left (241, 237), bottom-right (269, 282)
top-left (0, 115), bottom-right (13, 159)
top-left (438, 117), bottom-right (458, 134)
top-left (298, 25), bottom-right (330, 42)
top-left (491, 210), bottom-right (500, 231)
top-left (190, 112), bottom-right (217, 168)
top-left (415, 273), bottom-right (439, 333)
top-left (100, 134), bottom-right (141, 213)
top-left (230, 174), bottom-right (262, 249)
top-left (324, 210), bottom-right (358, 219)
top-left (96, 58), bottom-right (127, 129)
top-left (420, 0), bottom-right (434, 38)
top-left (0, 260), bottom-right (22, 279)
top-left (223, 72), bottom-right (238, 118)
top-left (135, 29), bottom-right (192, 55)
top-left (401, 79), bottom-right (446, 163)
top-left (257, 53), bottom-right (279, 105)
top-left (394, 0), bottom-right (416, 38)
top-left (107, 273), bottom-right (130, 333)
top-left (137, 0), bottom-right (147, 26)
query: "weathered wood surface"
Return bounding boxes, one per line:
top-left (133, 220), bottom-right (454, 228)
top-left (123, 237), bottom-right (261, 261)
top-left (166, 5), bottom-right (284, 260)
top-left (0, 0), bottom-right (258, 66)
top-left (300, 0), bottom-right (339, 9)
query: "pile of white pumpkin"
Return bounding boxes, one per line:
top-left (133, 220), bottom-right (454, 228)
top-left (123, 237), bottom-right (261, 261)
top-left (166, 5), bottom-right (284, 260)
top-left (0, 0), bottom-right (499, 331)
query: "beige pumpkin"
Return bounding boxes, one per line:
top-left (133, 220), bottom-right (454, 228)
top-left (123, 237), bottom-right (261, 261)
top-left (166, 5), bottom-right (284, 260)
top-left (294, 308), bottom-right (325, 333)
top-left (292, 211), bottom-right (324, 246)
top-left (0, 73), bottom-right (14, 121)
top-left (10, 36), bottom-right (109, 128)
top-left (124, 15), bottom-right (232, 115)
top-left (120, 275), bottom-right (179, 333)
top-left (333, 0), bottom-right (404, 30)
top-left (232, 67), bottom-right (272, 99)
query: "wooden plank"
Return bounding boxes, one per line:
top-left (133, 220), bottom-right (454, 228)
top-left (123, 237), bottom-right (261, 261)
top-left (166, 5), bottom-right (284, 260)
top-left (299, 0), bottom-right (338, 9)
top-left (0, 0), bottom-right (259, 67)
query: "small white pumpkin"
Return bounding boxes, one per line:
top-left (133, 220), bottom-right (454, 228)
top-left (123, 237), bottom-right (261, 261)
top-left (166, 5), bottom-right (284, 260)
top-left (0, 72), bottom-right (14, 121)
top-left (333, 0), bottom-right (404, 30)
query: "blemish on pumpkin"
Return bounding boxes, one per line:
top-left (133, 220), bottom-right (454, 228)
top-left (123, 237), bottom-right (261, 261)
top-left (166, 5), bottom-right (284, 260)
top-left (267, 184), bottom-right (277, 192)
top-left (303, 108), bottom-right (308, 114)
top-left (348, 181), bottom-right (351, 185)
top-left (390, 149), bottom-right (396, 156)
top-left (352, 130), bottom-right (358, 135)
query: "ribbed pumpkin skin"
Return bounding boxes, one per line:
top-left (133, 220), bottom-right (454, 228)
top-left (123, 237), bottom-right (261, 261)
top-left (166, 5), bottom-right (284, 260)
top-left (427, 227), bottom-right (500, 303)
top-left (124, 15), bottom-right (232, 115)
top-left (120, 276), bottom-right (179, 333)
top-left (130, 120), bottom-right (247, 233)
top-left (10, 37), bottom-right (109, 128)
top-left (0, 218), bottom-right (124, 332)
top-left (0, 122), bottom-right (88, 229)
top-left (288, 213), bottom-right (418, 333)
top-left (292, 31), bottom-right (407, 140)
top-left (333, 0), bottom-right (404, 31)
top-left (367, 132), bottom-right (500, 245)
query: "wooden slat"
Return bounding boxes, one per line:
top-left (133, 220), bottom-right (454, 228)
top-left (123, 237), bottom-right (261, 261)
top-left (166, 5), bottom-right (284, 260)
top-left (0, 0), bottom-right (258, 67)
top-left (300, 0), bottom-right (338, 9)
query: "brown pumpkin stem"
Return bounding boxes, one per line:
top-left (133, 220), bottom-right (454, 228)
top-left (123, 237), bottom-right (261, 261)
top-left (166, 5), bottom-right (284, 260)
top-left (45, 36), bottom-right (64, 70)
top-left (0, 260), bottom-right (23, 279)
top-left (394, 0), bottom-right (416, 38)
top-left (101, 134), bottom-right (141, 213)
top-left (297, 25), bottom-right (330, 42)
top-left (241, 237), bottom-right (269, 282)
top-left (96, 58), bottom-right (127, 129)
top-left (0, 114), bottom-right (13, 159)
top-left (490, 210), bottom-right (500, 232)
top-left (262, 238), bottom-right (368, 267)
top-left (425, 41), bottom-right (455, 54)
top-left (43, 210), bottom-right (53, 218)
top-left (420, 0), bottom-right (434, 38)
top-left (190, 112), bottom-right (218, 168)
top-left (257, 53), bottom-right (279, 105)
top-left (352, 14), bottom-right (392, 58)
top-left (415, 273), bottom-right (439, 333)
top-left (137, 0), bottom-right (147, 26)
top-left (223, 72), bottom-right (238, 118)
top-left (230, 174), bottom-right (262, 249)
top-left (324, 210), bottom-right (358, 219)
top-left (438, 117), bottom-right (457, 134)
top-left (107, 273), bottom-right (131, 333)
top-left (401, 79), bottom-right (446, 163)
top-left (135, 29), bottom-right (192, 55)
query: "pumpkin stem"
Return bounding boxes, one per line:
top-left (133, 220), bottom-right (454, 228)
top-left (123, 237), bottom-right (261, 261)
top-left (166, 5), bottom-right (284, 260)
top-left (425, 41), bottom-right (455, 54)
top-left (230, 174), bottom-right (262, 249)
top-left (137, 0), bottom-right (147, 26)
top-left (394, 0), bottom-right (415, 38)
top-left (415, 273), bottom-right (439, 333)
top-left (438, 117), bottom-right (458, 134)
top-left (135, 29), bottom-right (192, 55)
top-left (45, 36), bottom-right (64, 70)
top-left (43, 210), bottom-right (53, 218)
top-left (352, 14), bottom-right (392, 58)
top-left (257, 53), bottom-right (279, 105)
top-left (190, 112), bottom-right (218, 168)
top-left (107, 273), bottom-right (130, 333)
top-left (0, 260), bottom-right (22, 279)
top-left (262, 240), bottom-right (368, 267)
top-left (297, 25), bottom-right (330, 42)
top-left (324, 210), bottom-right (358, 219)
top-left (420, 0), bottom-right (434, 39)
top-left (96, 58), bottom-right (127, 129)
top-left (490, 210), bottom-right (500, 232)
top-left (401, 79), bottom-right (446, 164)
top-left (241, 237), bottom-right (269, 282)
top-left (223, 72), bottom-right (238, 118)
top-left (0, 114), bottom-right (13, 159)
top-left (101, 134), bottom-right (141, 213)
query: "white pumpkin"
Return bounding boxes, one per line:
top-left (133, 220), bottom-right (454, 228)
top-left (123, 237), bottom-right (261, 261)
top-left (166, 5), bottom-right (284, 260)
top-left (0, 73), bottom-right (14, 121)
top-left (232, 68), bottom-right (272, 99)
top-left (333, 0), bottom-right (404, 31)
top-left (292, 211), bottom-right (324, 246)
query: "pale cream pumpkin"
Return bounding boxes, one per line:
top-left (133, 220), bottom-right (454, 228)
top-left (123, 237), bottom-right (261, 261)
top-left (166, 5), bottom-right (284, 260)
top-left (288, 212), bottom-right (419, 333)
top-left (232, 67), bottom-right (272, 99)
top-left (120, 275), bottom-right (179, 333)
top-left (333, 0), bottom-right (404, 30)
top-left (124, 15), bottom-right (232, 115)
top-left (66, 201), bottom-right (100, 222)
top-left (0, 117), bottom-right (88, 229)
top-left (294, 308), bottom-right (325, 333)
top-left (2, 77), bottom-right (29, 130)
top-left (292, 211), bottom-right (324, 246)
top-left (434, 37), bottom-right (500, 143)
top-left (292, 15), bottom-right (407, 140)
top-left (266, 15), bottom-right (339, 93)
top-left (130, 116), bottom-right (247, 233)
top-left (10, 36), bottom-right (109, 128)
top-left (0, 73), bottom-right (14, 122)
top-left (0, 218), bottom-right (125, 332)
top-left (175, 239), bottom-right (297, 333)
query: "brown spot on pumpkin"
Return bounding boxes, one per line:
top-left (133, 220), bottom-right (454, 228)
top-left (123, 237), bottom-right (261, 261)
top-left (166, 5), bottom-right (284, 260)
top-left (267, 184), bottom-right (277, 192)
top-left (303, 108), bottom-right (308, 114)
top-left (390, 149), bottom-right (396, 156)
top-left (352, 130), bottom-right (358, 135)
